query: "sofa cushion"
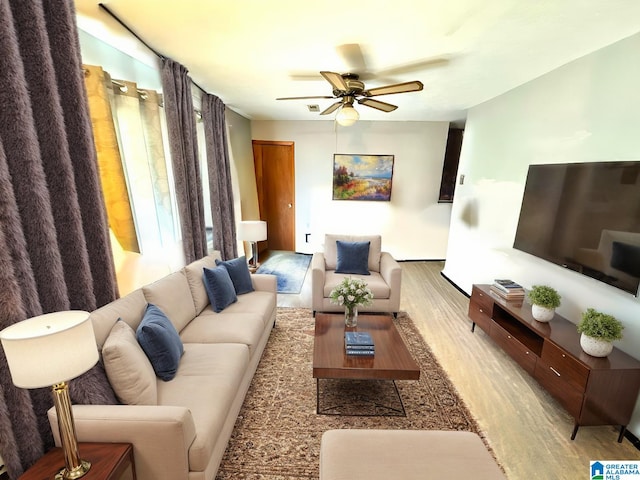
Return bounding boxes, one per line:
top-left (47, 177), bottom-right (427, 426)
top-left (182, 252), bottom-right (222, 314)
top-left (143, 271), bottom-right (196, 333)
top-left (136, 304), bottom-right (184, 381)
top-left (156, 343), bottom-right (250, 472)
top-left (335, 240), bottom-right (371, 275)
top-left (180, 313), bottom-right (265, 356)
top-left (102, 320), bottom-right (157, 405)
top-left (215, 256), bottom-right (254, 294)
top-left (324, 234), bottom-right (381, 273)
top-left (203, 266), bottom-right (238, 312)
top-left (323, 271), bottom-right (390, 299)
top-left (89, 289), bottom-right (147, 350)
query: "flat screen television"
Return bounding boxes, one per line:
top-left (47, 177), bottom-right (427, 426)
top-left (513, 161), bottom-right (640, 296)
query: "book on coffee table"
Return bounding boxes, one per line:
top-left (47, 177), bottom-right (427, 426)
top-left (345, 331), bottom-right (375, 355)
top-left (345, 332), bottom-right (374, 346)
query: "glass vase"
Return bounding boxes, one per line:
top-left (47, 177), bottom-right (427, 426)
top-left (345, 306), bottom-right (358, 328)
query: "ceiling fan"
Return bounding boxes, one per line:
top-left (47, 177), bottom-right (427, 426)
top-left (276, 71), bottom-right (424, 125)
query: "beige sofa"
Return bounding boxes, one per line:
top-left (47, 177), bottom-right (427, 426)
top-left (48, 251), bottom-right (276, 480)
top-left (311, 234), bottom-right (402, 316)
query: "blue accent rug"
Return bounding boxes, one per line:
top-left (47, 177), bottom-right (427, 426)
top-left (256, 252), bottom-right (311, 294)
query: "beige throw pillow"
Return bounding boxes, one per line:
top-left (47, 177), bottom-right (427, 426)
top-left (102, 320), bottom-right (157, 405)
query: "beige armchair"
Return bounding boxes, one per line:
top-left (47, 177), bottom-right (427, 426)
top-left (312, 234), bottom-right (402, 316)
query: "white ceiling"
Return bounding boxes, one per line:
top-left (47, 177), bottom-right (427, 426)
top-left (74, 0), bottom-right (640, 125)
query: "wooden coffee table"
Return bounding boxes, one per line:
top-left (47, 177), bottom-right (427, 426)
top-left (312, 313), bottom-right (420, 414)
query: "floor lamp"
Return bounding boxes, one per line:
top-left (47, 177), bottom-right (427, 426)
top-left (0, 311), bottom-right (98, 480)
top-left (238, 220), bottom-right (267, 272)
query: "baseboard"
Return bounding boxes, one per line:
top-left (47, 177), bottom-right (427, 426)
top-left (398, 259), bottom-right (445, 263)
top-left (625, 430), bottom-right (640, 450)
top-left (439, 271), bottom-right (469, 298)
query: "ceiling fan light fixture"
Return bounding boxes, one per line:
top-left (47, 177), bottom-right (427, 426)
top-left (336, 104), bottom-right (359, 126)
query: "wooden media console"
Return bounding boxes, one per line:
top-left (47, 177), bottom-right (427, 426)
top-left (469, 284), bottom-right (640, 442)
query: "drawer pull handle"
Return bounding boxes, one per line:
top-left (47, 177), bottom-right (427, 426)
top-left (526, 351), bottom-right (529, 355)
top-left (479, 309), bottom-right (483, 313)
top-left (562, 354), bottom-right (566, 358)
top-left (479, 293), bottom-right (484, 297)
top-left (550, 366), bottom-right (561, 377)
top-left (507, 335), bottom-right (512, 339)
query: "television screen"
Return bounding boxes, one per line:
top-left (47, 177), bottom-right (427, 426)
top-left (513, 161), bottom-right (640, 295)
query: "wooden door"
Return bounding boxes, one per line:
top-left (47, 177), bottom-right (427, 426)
top-left (252, 140), bottom-right (295, 251)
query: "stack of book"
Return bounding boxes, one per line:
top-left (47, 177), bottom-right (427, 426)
top-left (490, 279), bottom-right (525, 300)
top-left (345, 331), bottom-right (375, 356)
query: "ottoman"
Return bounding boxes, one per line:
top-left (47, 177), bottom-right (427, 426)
top-left (320, 429), bottom-right (506, 480)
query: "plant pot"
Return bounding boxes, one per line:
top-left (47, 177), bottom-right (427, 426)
top-left (531, 304), bottom-right (554, 322)
top-left (580, 333), bottom-right (613, 357)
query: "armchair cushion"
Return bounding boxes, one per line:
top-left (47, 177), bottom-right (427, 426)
top-left (324, 234), bottom-right (381, 272)
top-left (335, 240), bottom-right (371, 275)
top-left (324, 271), bottom-right (391, 299)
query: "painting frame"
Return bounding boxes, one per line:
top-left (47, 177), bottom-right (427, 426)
top-left (332, 153), bottom-right (395, 201)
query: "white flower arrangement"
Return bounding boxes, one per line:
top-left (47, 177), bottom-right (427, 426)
top-left (329, 277), bottom-right (374, 312)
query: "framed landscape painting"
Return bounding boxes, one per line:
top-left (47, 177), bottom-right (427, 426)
top-left (332, 154), bottom-right (394, 201)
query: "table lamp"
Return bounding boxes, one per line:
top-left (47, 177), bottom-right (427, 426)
top-left (0, 311), bottom-right (98, 480)
top-left (238, 220), bottom-right (267, 271)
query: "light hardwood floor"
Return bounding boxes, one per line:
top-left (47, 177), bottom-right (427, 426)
top-left (277, 258), bottom-right (640, 479)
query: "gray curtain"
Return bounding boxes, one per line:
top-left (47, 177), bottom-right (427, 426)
top-left (0, 1), bottom-right (117, 478)
top-left (202, 94), bottom-right (238, 260)
top-left (161, 59), bottom-right (208, 263)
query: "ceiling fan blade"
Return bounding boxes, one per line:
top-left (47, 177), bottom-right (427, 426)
top-left (377, 56), bottom-right (451, 77)
top-left (336, 43), bottom-right (367, 73)
top-left (362, 80), bottom-right (424, 97)
top-left (276, 95), bottom-right (334, 100)
top-left (320, 71), bottom-right (348, 91)
top-left (320, 101), bottom-right (343, 115)
top-left (357, 98), bottom-right (397, 112)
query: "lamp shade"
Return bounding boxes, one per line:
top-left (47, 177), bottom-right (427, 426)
top-left (0, 311), bottom-right (98, 389)
top-left (238, 220), bottom-right (267, 242)
top-left (336, 105), bottom-right (360, 126)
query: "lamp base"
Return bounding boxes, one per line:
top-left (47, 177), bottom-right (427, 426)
top-left (55, 460), bottom-right (91, 480)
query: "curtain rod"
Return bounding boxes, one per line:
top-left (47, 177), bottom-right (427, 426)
top-left (98, 3), bottom-right (208, 96)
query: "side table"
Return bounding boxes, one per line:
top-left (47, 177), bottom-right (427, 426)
top-left (20, 443), bottom-right (135, 480)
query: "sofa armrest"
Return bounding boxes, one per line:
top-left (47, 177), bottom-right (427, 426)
top-left (311, 253), bottom-right (326, 313)
top-left (48, 405), bottom-right (196, 480)
top-left (251, 273), bottom-right (277, 294)
top-left (380, 252), bottom-right (402, 313)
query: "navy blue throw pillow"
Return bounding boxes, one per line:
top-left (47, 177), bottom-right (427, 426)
top-left (215, 256), bottom-right (254, 294)
top-left (203, 266), bottom-right (238, 312)
top-left (136, 304), bottom-right (184, 381)
top-left (335, 240), bottom-right (371, 275)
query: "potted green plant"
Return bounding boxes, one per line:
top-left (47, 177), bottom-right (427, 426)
top-left (527, 285), bottom-right (561, 322)
top-left (577, 308), bottom-right (624, 357)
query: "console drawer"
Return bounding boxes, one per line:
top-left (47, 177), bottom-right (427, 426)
top-left (535, 359), bottom-right (584, 418)
top-left (468, 300), bottom-right (491, 332)
top-left (490, 321), bottom-right (537, 375)
top-left (541, 342), bottom-right (589, 391)
top-left (471, 285), bottom-right (493, 311)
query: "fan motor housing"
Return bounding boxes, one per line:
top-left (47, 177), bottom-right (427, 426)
top-left (334, 73), bottom-right (364, 96)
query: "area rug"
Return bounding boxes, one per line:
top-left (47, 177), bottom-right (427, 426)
top-left (256, 252), bottom-right (311, 293)
top-left (215, 308), bottom-right (484, 479)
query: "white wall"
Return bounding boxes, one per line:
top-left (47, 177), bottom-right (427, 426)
top-left (443, 32), bottom-right (640, 434)
top-left (251, 120), bottom-right (451, 259)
